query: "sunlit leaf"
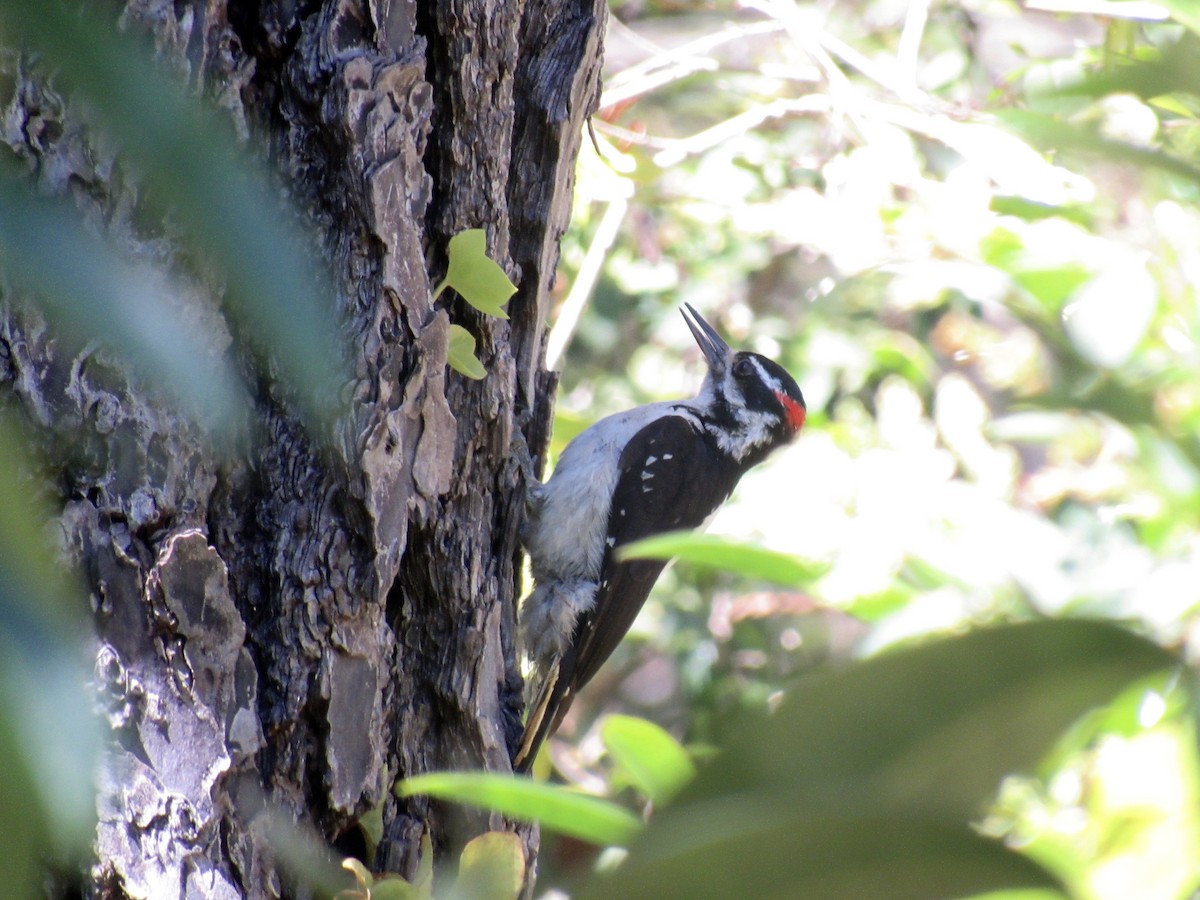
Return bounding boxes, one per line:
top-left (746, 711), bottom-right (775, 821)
top-left (617, 531), bottom-right (825, 585)
top-left (396, 773), bottom-right (640, 846)
top-left (1012, 266), bottom-right (1092, 310)
top-left (842, 584), bottom-right (915, 623)
top-left (990, 196), bottom-right (1093, 226)
top-left (601, 715), bottom-right (696, 805)
top-left (434, 229), bottom-right (516, 319)
top-left (341, 857), bottom-right (372, 892)
top-left (448, 324), bottom-right (488, 380)
top-left (453, 832), bottom-right (525, 900)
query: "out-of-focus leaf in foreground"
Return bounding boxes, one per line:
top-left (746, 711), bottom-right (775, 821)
top-left (452, 831), bottom-right (525, 900)
top-left (601, 714), bottom-right (696, 804)
top-left (999, 109), bottom-right (1200, 189)
top-left (1160, 1), bottom-right (1200, 37)
top-left (0, 2), bottom-right (348, 432)
top-left (0, 413), bottom-right (99, 890)
top-left (0, 170), bottom-right (251, 438)
top-left (584, 620), bottom-right (1180, 899)
top-left (396, 772), bottom-right (641, 846)
top-left (617, 531), bottom-right (826, 586)
top-left (584, 813), bottom-right (1064, 900)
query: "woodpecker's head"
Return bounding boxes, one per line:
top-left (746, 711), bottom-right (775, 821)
top-left (682, 304), bottom-right (806, 462)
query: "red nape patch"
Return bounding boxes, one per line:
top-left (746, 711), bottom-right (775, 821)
top-left (776, 392), bottom-right (806, 433)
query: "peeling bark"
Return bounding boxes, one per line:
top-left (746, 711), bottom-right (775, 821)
top-left (0, 0), bottom-right (605, 896)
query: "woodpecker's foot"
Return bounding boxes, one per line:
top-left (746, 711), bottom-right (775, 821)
top-left (509, 427), bottom-right (542, 492)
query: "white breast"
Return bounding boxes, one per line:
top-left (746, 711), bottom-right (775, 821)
top-left (525, 401), bottom-right (691, 582)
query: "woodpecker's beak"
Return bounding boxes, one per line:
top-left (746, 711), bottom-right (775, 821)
top-left (681, 304), bottom-right (731, 376)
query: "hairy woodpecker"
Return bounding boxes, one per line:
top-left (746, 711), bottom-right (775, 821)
top-left (513, 304), bottom-right (805, 772)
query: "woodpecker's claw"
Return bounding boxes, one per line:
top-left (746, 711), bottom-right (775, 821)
top-left (509, 428), bottom-right (543, 503)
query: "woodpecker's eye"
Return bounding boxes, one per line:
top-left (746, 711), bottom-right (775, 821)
top-left (733, 358), bottom-right (755, 378)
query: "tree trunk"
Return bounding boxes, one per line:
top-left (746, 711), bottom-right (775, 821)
top-left (0, 1), bottom-right (604, 896)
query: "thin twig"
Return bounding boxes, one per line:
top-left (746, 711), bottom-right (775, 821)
top-left (897, 0), bottom-right (932, 91)
top-left (602, 19), bottom-right (785, 110)
top-left (546, 193), bottom-right (630, 370)
top-left (652, 95), bottom-right (832, 167)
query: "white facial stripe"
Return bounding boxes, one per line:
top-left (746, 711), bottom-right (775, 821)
top-left (748, 356), bottom-right (783, 395)
top-left (705, 355), bottom-right (791, 460)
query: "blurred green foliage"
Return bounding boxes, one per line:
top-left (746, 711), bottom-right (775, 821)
top-left (532, 0), bottom-right (1200, 896)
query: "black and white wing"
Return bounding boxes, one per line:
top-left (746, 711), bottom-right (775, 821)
top-left (514, 413), bottom-right (741, 771)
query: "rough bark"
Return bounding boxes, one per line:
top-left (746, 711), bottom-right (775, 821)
top-left (0, 0), bottom-right (604, 896)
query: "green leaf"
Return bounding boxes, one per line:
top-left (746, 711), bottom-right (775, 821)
top-left (357, 799), bottom-right (384, 859)
top-left (990, 196), bottom-right (1092, 226)
top-left (1157, 1), bottom-right (1200, 38)
top-left (582, 813), bottom-right (1064, 900)
top-left (341, 858), bottom-right (372, 891)
top-left (396, 773), bottom-right (641, 846)
top-left (998, 109), bottom-right (1200, 189)
top-left (452, 832), bottom-right (525, 900)
top-left (262, 809), bottom-right (358, 896)
top-left (617, 531), bottom-right (825, 585)
top-left (448, 324), bottom-right (488, 380)
top-left (371, 876), bottom-right (431, 900)
top-left (1012, 266), bottom-right (1093, 310)
top-left (601, 716), bottom-right (696, 805)
top-left (434, 229), bottom-right (516, 319)
top-left (413, 832), bottom-right (434, 893)
top-left (1053, 33), bottom-right (1200, 102)
top-left (0, 415), bottom-right (98, 865)
top-left (337, 857), bottom-right (428, 899)
top-left (583, 621), bottom-right (1173, 900)
top-left (0, 709), bottom-right (44, 900)
top-left (699, 620), bottom-right (1179, 821)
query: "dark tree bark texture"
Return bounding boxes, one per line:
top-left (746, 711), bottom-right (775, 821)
top-left (0, 0), bottom-right (604, 896)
